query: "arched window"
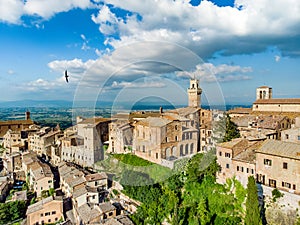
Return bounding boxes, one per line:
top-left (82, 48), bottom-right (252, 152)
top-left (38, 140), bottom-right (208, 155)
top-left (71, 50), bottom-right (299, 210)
top-left (180, 145), bottom-right (184, 156)
top-left (172, 146), bottom-right (177, 157)
top-left (185, 144), bottom-right (189, 155)
top-left (182, 134), bottom-right (185, 140)
top-left (190, 143), bottom-right (194, 154)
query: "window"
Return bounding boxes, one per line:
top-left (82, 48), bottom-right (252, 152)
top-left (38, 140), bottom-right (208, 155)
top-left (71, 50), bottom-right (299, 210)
top-left (225, 153), bottom-right (231, 158)
top-left (45, 212), bottom-right (50, 216)
top-left (251, 169), bottom-right (254, 174)
top-left (285, 134), bottom-right (289, 139)
top-left (40, 213), bottom-right (43, 217)
top-left (52, 211), bottom-right (56, 215)
top-left (282, 182), bottom-right (291, 189)
top-left (109, 212), bottom-right (113, 216)
top-left (298, 136), bottom-right (300, 141)
top-left (293, 184), bottom-right (296, 190)
top-left (48, 180), bottom-right (52, 183)
top-left (219, 151), bottom-right (222, 156)
top-left (241, 167), bottom-right (244, 172)
top-left (269, 179), bottom-right (276, 188)
top-left (246, 168), bottom-right (249, 173)
top-left (48, 219), bottom-right (51, 223)
top-left (156, 153), bottom-right (158, 159)
top-left (283, 162), bottom-right (288, 169)
top-left (237, 166), bottom-right (239, 171)
top-left (264, 159), bottom-right (272, 166)
top-left (226, 164), bottom-right (229, 169)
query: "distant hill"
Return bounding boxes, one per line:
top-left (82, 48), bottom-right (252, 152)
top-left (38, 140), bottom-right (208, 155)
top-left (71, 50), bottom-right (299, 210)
top-left (0, 100), bottom-right (73, 108)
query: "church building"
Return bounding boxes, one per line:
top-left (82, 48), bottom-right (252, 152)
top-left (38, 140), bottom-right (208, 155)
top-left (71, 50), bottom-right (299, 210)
top-left (253, 86), bottom-right (300, 113)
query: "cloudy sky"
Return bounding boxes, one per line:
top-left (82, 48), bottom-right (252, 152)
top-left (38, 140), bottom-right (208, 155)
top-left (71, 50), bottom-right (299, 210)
top-left (1, 0), bottom-right (300, 107)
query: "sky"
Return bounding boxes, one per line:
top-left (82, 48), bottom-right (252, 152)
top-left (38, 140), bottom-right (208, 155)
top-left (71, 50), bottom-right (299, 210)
top-left (1, 0), bottom-right (300, 108)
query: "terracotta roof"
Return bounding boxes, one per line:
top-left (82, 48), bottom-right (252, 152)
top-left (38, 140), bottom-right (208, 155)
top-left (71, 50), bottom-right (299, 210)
top-left (168, 107), bottom-right (200, 117)
top-left (217, 138), bottom-right (246, 149)
top-left (78, 117), bottom-right (111, 125)
top-left (0, 119), bottom-right (34, 126)
top-left (85, 172), bottom-right (107, 182)
top-left (26, 196), bottom-right (63, 215)
top-left (256, 139), bottom-right (300, 160)
top-left (77, 203), bottom-right (101, 224)
top-left (98, 202), bottom-right (116, 213)
top-left (136, 117), bottom-right (172, 127)
top-left (233, 141), bottom-right (263, 163)
top-left (254, 98), bottom-right (300, 104)
top-left (258, 86), bottom-right (271, 88)
top-left (228, 107), bottom-right (252, 114)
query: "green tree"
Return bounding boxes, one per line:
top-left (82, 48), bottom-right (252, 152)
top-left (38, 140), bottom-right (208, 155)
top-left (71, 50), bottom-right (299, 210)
top-left (245, 176), bottom-right (262, 225)
top-left (223, 114), bottom-right (240, 142)
top-left (0, 201), bottom-right (26, 225)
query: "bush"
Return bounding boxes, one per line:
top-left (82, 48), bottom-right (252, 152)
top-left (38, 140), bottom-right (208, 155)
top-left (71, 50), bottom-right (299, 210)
top-left (272, 188), bottom-right (284, 202)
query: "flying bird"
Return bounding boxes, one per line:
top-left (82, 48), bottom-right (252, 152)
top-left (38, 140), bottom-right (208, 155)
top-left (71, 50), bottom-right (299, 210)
top-left (65, 70), bottom-right (69, 83)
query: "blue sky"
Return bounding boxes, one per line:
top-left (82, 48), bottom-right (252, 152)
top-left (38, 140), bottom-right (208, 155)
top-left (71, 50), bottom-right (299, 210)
top-left (1, 0), bottom-right (300, 107)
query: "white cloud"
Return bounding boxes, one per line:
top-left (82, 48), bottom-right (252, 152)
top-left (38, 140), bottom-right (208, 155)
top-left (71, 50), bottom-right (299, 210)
top-left (7, 69), bottom-right (15, 75)
top-left (0, 0), bottom-right (92, 24)
top-left (176, 63), bottom-right (252, 83)
top-left (97, 0), bottom-right (300, 58)
top-left (0, 0), bottom-right (24, 24)
top-left (111, 80), bottom-right (165, 89)
top-left (275, 55), bottom-right (281, 62)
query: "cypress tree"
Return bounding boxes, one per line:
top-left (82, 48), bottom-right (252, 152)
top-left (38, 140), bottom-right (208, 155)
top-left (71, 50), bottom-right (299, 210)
top-left (245, 176), bottom-right (262, 225)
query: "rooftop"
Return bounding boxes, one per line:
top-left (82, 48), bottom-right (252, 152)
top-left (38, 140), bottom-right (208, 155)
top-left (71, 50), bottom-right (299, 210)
top-left (98, 202), bottom-right (116, 213)
top-left (256, 139), bottom-right (300, 160)
top-left (136, 117), bottom-right (172, 127)
top-left (254, 98), bottom-right (300, 105)
top-left (77, 203), bottom-right (101, 224)
top-left (85, 172), bottom-right (108, 182)
top-left (26, 196), bottom-right (62, 215)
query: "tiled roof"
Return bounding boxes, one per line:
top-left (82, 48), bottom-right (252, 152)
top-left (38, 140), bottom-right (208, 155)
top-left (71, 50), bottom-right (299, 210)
top-left (136, 117), bottom-right (172, 127)
top-left (78, 117), bottom-right (111, 125)
top-left (233, 141), bottom-right (263, 163)
top-left (26, 196), bottom-right (62, 215)
top-left (73, 184), bottom-right (88, 198)
top-left (77, 203), bottom-right (100, 224)
top-left (256, 139), bottom-right (300, 160)
top-left (98, 202), bottom-right (116, 213)
top-left (254, 98), bottom-right (300, 104)
top-left (228, 107), bottom-right (252, 114)
top-left (85, 172), bottom-right (107, 182)
top-left (218, 138), bottom-right (246, 149)
top-left (168, 107), bottom-right (200, 116)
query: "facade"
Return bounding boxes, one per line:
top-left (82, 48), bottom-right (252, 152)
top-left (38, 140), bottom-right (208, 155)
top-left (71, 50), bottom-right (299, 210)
top-left (108, 121), bottom-right (133, 154)
top-left (281, 117), bottom-right (300, 143)
top-left (28, 162), bottom-right (54, 197)
top-left (253, 86), bottom-right (300, 113)
top-left (256, 140), bottom-right (300, 194)
top-left (216, 138), bottom-right (249, 185)
top-left (28, 127), bottom-right (62, 157)
top-left (2, 152), bottom-right (22, 172)
top-left (61, 118), bottom-right (111, 167)
top-left (0, 111), bottom-right (34, 138)
top-left (26, 196), bottom-right (64, 225)
top-left (133, 109), bottom-right (199, 168)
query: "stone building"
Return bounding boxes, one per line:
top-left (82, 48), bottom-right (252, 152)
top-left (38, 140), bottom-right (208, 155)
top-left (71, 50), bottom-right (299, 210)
top-left (253, 86), bottom-right (300, 113)
top-left (216, 138), bottom-right (249, 185)
top-left (61, 118), bottom-right (111, 168)
top-left (256, 140), bottom-right (300, 194)
top-left (28, 161), bottom-right (54, 197)
top-left (281, 117), bottom-right (300, 143)
top-left (0, 111), bottom-right (34, 137)
top-left (28, 126), bottom-right (62, 157)
top-left (26, 196), bottom-right (64, 225)
top-left (133, 107), bottom-right (200, 168)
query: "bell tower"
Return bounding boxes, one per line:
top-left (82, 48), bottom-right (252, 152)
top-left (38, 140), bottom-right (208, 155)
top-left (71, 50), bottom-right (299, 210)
top-left (188, 78), bottom-right (202, 108)
top-left (256, 86), bottom-right (272, 100)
